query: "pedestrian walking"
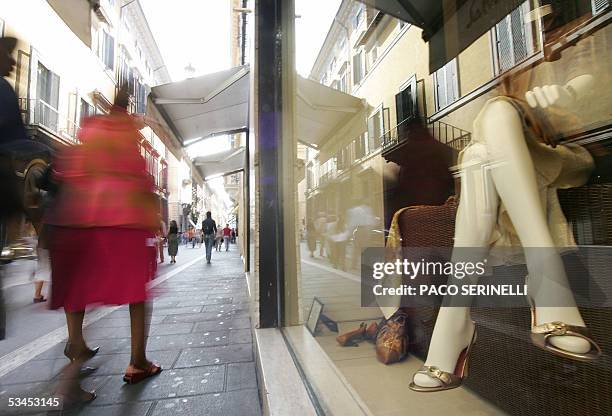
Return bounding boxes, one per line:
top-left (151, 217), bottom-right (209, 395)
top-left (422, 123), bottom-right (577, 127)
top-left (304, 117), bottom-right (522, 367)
top-left (45, 85), bottom-right (161, 406)
top-left (167, 220), bottom-right (179, 264)
top-left (157, 216), bottom-right (166, 263)
top-left (202, 211), bottom-right (217, 264)
top-left (223, 224), bottom-right (231, 251)
top-left (215, 226), bottom-right (223, 252)
top-left (23, 222), bottom-right (49, 303)
top-left (306, 220), bottom-right (317, 258)
top-left (196, 228), bottom-right (202, 248)
top-left (231, 229), bottom-right (236, 243)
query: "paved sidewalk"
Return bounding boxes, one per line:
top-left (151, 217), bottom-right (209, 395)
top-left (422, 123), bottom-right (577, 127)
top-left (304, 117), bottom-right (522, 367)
top-left (0, 246), bottom-right (261, 416)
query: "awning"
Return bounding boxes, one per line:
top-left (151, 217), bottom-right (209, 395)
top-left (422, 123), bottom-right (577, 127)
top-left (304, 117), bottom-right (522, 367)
top-left (296, 76), bottom-right (365, 148)
top-left (192, 147), bottom-right (246, 179)
top-left (358, 0), bottom-right (524, 73)
top-left (149, 67), bottom-right (364, 151)
top-left (47, 0), bottom-right (93, 47)
top-left (149, 66), bottom-right (250, 146)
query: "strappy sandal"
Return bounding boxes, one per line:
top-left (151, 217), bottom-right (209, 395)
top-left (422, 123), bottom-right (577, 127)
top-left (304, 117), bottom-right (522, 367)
top-left (33, 296), bottom-right (46, 303)
top-left (409, 324), bottom-right (477, 392)
top-left (529, 298), bottom-right (601, 362)
top-left (64, 343), bottom-right (100, 362)
top-left (123, 362), bottom-right (162, 384)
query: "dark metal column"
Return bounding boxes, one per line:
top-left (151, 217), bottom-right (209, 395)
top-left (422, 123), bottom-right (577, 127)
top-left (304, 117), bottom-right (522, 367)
top-left (256, 0), bottom-right (284, 328)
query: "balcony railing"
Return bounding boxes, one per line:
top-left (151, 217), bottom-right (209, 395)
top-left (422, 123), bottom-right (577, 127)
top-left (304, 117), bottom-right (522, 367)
top-left (19, 98), bottom-right (80, 144)
top-left (382, 116), bottom-right (471, 154)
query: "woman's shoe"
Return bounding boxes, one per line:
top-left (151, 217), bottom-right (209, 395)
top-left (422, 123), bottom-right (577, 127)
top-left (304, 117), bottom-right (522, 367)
top-left (33, 296), bottom-right (46, 303)
top-left (123, 362), bottom-right (162, 384)
top-left (58, 387), bottom-right (96, 407)
top-left (64, 343), bottom-right (100, 362)
top-left (528, 298), bottom-right (601, 362)
top-left (409, 324), bottom-right (477, 392)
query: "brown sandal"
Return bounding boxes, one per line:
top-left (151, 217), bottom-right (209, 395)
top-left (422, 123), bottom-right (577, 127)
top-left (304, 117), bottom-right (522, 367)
top-left (123, 362), bottom-right (162, 384)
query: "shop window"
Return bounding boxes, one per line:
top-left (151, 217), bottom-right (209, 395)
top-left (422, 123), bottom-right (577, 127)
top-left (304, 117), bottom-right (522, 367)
top-left (352, 50), bottom-right (365, 85)
top-left (36, 63), bottom-right (60, 131)
top-left (367, 107), bottom-right (385, 151)
top-left (395, 75), bottom-right (418, 125)
top-left (492, 1), bottom-right (534, 74)
top-left (433, 58), bottom-right (458, 111)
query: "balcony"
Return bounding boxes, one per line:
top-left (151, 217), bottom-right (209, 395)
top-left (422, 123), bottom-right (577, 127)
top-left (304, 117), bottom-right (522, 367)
top-left (382, 117), bottom-right (471, 157)
top-left (19, 98), bottom-right (80, 145)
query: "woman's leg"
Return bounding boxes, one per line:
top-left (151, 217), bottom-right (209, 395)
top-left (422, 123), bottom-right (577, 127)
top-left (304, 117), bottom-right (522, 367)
top-left (34, 281), bottom-right (44, 299)
top-left (128, 302), bottom-right (150, 368)
top-left (481, 100), bottom-right (589, 353)
top-left (65, 311), bottom-right (87, 350)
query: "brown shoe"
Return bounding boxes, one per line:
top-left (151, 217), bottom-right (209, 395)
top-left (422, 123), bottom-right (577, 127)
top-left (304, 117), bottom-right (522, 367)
top-left (376, 311), bottom-right (409, 364)
top-left (336, 323), bottom-right (366, 346)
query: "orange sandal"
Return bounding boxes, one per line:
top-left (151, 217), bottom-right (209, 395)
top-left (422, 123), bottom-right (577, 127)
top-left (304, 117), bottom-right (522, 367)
top-left (123, 362), bottom-right (162, 384)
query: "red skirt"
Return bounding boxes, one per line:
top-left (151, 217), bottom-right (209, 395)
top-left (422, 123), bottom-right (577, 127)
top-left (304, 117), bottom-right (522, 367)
top-left (49, 227), bottom-right (156, 312)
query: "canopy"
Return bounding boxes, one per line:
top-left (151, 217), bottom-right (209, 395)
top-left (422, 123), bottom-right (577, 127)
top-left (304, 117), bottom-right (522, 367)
top-left (358, 0), bottom-right (524, 73)
top-left (149, 65), bottom-right (250, 146)
top-left (192, 147), bottom-right (246, 179)
top-left (296, 76), bottom-right (365, 148)
top-left (47, 0), bottom-right (93, 47)
top-left (149, 66), bottom-right (364, 153)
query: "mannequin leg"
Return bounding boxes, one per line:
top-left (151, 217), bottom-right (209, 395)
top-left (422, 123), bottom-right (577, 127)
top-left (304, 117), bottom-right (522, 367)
top-left (481, 100), bottom-right (589, 354)
top-left (413, 99), bottom-right (589, 389)
top-left (413, 142), bottom-right (498, 388)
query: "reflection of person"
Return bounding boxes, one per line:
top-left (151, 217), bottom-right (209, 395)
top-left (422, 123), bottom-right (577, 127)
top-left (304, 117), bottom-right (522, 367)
top-left (409, 37), bottom-right (601, 391)
top-left (306, 220), bottom-right (317, 257)
top-left (167, 220), bottom-right (179, 264)
top-left (47, 86), bottom-right (161, 402)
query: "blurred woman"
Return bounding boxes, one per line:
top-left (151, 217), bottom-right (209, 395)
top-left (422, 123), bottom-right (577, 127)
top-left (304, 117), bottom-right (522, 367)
top-left (167, 220), bottom-right (179, 264)
top-left (215, 226), bottom-right (223, 252)
top-left (46, 86), bottom-right (161, 403)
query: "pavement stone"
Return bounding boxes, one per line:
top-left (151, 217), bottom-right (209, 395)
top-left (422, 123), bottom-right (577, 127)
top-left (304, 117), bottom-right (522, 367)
top-left (0, 248), bottom-right (261, 415)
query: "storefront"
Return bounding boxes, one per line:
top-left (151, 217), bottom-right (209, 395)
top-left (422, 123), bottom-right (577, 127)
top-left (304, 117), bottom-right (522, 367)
top-left (250, 0), bottom-right (612, 415)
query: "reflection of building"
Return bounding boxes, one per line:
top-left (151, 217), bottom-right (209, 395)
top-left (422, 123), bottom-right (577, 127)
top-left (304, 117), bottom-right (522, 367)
top-left (291, 1), bottom-right (612, 415)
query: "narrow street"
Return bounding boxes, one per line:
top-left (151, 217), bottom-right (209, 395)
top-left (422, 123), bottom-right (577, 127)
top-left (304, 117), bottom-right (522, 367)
top-left (0, 243), bottom-right (260, 415)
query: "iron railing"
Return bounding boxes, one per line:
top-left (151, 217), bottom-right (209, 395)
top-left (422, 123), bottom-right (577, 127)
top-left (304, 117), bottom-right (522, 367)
top-left (19, 98), bottom-right (80, 144)
top-left (382, 116), bottom-right (472, 153)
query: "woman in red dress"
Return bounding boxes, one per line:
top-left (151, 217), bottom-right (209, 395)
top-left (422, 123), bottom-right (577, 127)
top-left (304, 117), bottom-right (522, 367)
top-left (46, 88), bottom-right (161, 402)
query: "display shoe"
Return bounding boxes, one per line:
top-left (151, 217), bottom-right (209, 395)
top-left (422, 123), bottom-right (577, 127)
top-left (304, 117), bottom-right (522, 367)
top-left (336, 322), bottom-right (379, 346)
top-left (409, 324), bottom-right (477, 392)
top-left (376, 310), bottom-right (409, 364)
top-left (528, 298), bottom-right (601, 362)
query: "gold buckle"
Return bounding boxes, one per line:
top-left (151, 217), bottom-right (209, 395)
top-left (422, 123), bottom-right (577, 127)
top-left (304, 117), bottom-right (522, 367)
top-left (546, 321), bottom-right (567, 336)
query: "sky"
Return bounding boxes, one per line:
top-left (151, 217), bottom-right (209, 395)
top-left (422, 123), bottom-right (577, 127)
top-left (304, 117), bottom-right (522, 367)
top-left (140, 0), bottom-right (341, 159)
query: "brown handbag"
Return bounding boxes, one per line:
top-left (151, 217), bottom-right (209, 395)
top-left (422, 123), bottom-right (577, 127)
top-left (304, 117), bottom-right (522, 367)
top-left (376, 310), bottom-right (410, 365)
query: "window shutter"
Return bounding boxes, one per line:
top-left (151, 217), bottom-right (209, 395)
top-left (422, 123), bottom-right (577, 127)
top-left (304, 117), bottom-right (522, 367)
top-left (447, 60), bottom-right (458, 104)
top-left (395, 91), bottom-right (404, 125)
top-left (592, 0), bottom-right (610, 14)
top-left (50, 72), bottom-right (60, 108)
top-left (435, 67), bottom-right (447, 110)
top-left (496, 16), bottom-right (514, 72)
top-left (510, 7), bottom-right (527, 64)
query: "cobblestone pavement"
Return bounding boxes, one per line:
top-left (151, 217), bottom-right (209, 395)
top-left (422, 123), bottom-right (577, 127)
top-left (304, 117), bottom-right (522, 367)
top-left (0, 245), bottom-right (261, 416)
